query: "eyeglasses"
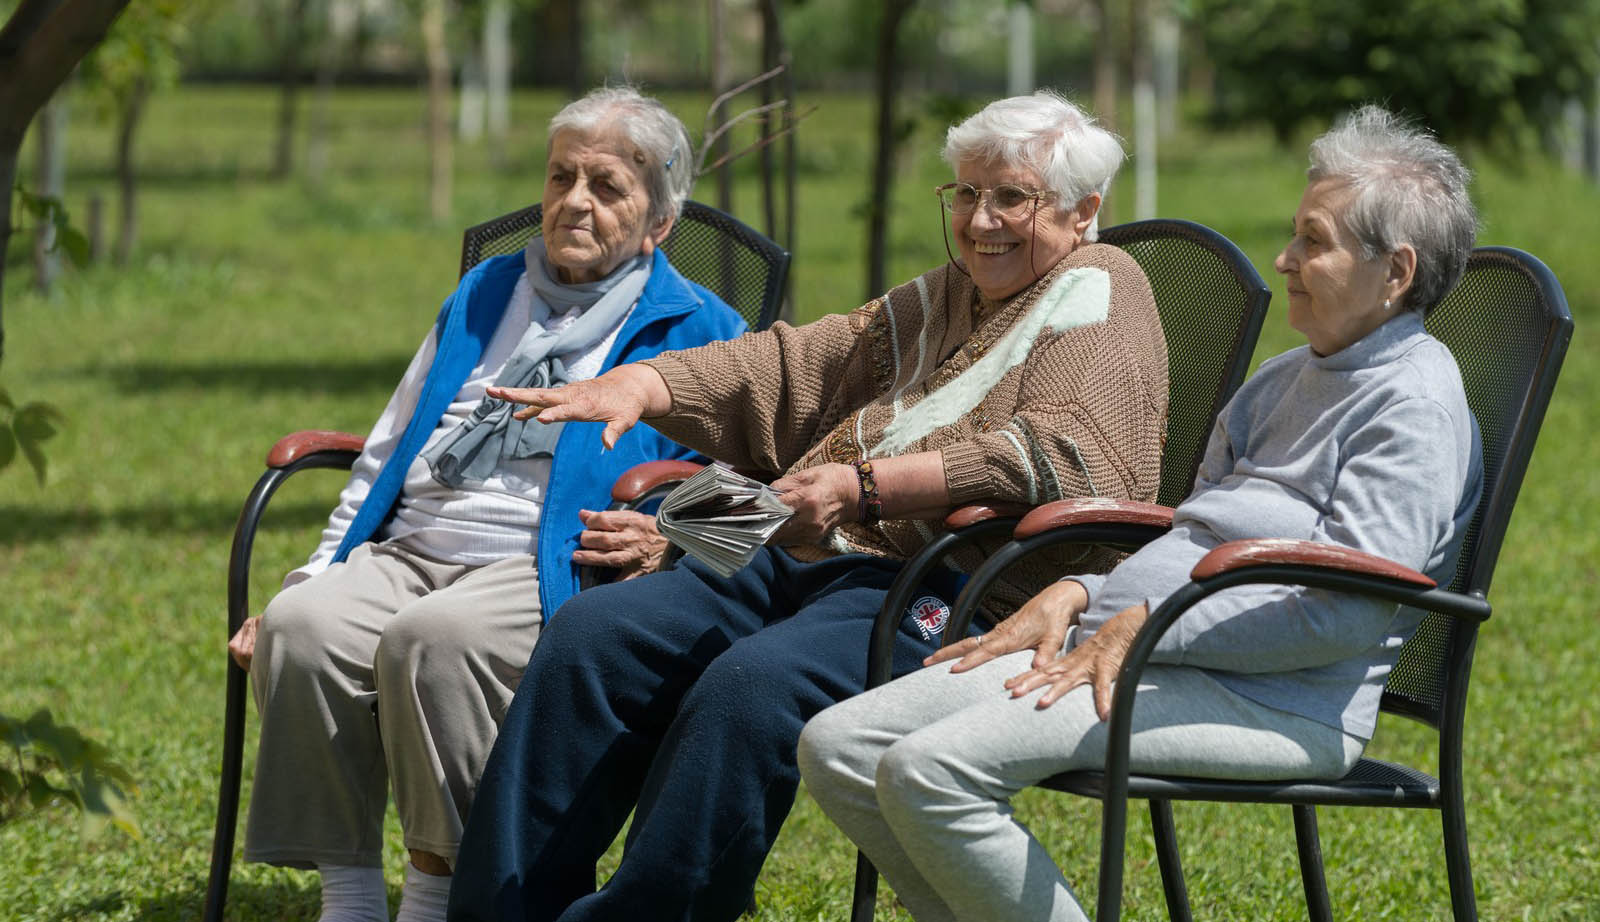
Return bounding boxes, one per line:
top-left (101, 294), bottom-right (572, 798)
top-left (936, 182), bottom-right (1056, 218)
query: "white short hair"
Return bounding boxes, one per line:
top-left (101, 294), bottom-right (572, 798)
top-left (547, 86), bottom-right (694, 228)
top-left (1308, 105), bottom-right (1477, 314)
top-left (943, 90), bottom-right (1125, 240)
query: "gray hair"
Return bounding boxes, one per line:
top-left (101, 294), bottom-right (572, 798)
top-left (547, 86), bottom-right (694, 228)
top-left (1307, 105), bottom-right (1478, 314)
top-left (942, 90), bottom-right (1125, 241)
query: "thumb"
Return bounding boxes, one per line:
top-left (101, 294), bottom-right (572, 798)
top-left (1092, 654), bottom-right (1119, 722)
top-left (1033, 620), bottom-right (1067, 670)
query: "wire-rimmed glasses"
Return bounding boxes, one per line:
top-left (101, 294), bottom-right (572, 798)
top-left (936, 182), bottom-right (1056, 219)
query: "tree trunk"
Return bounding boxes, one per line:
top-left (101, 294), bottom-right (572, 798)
top-left (1131, 0), bottom-right (1156, 220)
top-left (0, 0), bottom-right (135, 364)
top-left (1006, 1), bottom-right (1034, 97)
top-left (1585, 54), bottom-right (1599, 184)
top-left (31, 90), bottom-right (67, 294)
top-left (1, 138), bottom-right (18, 361)
top-left (459, 40), bottom-right (485, 142)
top-left (114, 76), bottom-right (148, 266)
top-left (1153, 5), bottom-right (1180, 137)
top-left (484, 0), bottom-right (511, 168)
top-left (866, 0), bottom-right (916, 300)
top-left (1090, 0), bottom-right (1118, 226)
top-left (529, 0), bottom-right (582, 96)
top-left (273, 0), bottom-right (311, 179)
top-left (707, 0), bottom-right (733, 216)
top-left (307, 0), bottom-right (354, 185)
top-left (421, 0), bottom-right (452, 222)
top-left (758, 0), bottom-right (797, 323)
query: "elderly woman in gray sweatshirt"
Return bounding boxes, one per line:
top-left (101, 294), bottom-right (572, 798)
top-left (797, 105), bottom-right (1484, 922)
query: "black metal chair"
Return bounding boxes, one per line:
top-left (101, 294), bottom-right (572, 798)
top-left (848, 218), bottom-right (1272, 922)
top-left (202, 201), bottom-right (789, 922)
top-left (913, 246), bottom-right (1573, 922)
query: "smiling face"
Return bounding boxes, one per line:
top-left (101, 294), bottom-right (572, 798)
top-left (951, 158), bottom-right (1097, 301)
top-left (541, 129), bottom-right (670, 284)
top-left (1274, 178), bottom-right (1410, 356)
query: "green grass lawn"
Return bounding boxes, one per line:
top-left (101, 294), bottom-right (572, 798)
top-left (2, 85), bottom-right (1597, 921)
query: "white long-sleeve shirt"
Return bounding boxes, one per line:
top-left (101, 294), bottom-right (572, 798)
top-left (285, 272), bottom-right (630, 588)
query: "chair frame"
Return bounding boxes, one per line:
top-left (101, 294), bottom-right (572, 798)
top-left (459, 199), bottom-right (790, 334)
top-left (848, 218), bottom-right (1271, 922)
top-left (901, 246), bottom-right (1572, 922)
top-left (201, 201), bottom-right (789, 922)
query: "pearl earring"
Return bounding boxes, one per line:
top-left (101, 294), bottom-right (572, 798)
top-left (1383, 298), bottom-right (1393, 311)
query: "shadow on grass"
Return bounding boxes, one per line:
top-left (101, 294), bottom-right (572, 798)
top-left (0, 497), bottom-right (335, 545)
top-left (81, 356), bottom-right (412, 395)
top-left (51, 874), bottom-right (341, 922)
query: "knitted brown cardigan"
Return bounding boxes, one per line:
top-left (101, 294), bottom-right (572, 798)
top-left (643, 242), bottom-right (1168, 613)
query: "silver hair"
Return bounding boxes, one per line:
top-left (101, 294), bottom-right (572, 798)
top-left (547, 86), bottom-right (694, 228)
top-left (942, 90), bottom-right (1125, 241)
top-left (1307, 105), bottom-right (1478, 314)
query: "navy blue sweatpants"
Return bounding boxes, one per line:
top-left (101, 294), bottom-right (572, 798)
top-left (447, 548), bottom-right (967, 922)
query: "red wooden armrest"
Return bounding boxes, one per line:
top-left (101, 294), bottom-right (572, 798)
top-left (267, 430), bottom-right (366, 468)
top-left (943, 502), bottom-right (1033, 529)
top-left (611, 460), bottom-right (707, 503)
top-left (1191, 538), bottom-right (1435, 588)
top-left (1014, 498), bottom-right (1175, 539)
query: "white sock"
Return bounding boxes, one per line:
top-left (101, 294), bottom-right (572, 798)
top-left (394, 863), bottom-right (452, 922)
top-left (317, 864), bottom-right (389, 922)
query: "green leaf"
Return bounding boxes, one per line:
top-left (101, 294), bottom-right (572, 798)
top-left (0, 386), bottom-right (14, 411)
top-left (0, 424), bottom-right (15, 472)
top-left (56, 226), bottom-right (91, 267)
top-left (13, 403), bottom-right (63, 486)
top-left (14, 402), bottom-right (63, 443)
top-left (25, 773), bottom-right (74, 809)
top-left (77, 773), bottom-right (141, 839)
top-left (0, 712), bottom-right (28, 748)
top-left (0, 766), bottom-right (21, 800)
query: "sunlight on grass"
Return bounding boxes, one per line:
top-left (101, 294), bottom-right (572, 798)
top-left (2, 85), bottom-right (1596, 921)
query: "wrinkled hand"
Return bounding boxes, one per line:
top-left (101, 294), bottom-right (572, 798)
top-left (488, 365), bottom-right (664, 450)
top-left (1003, 602), bottom-right (1149, 717)
top-left (767, 463), bottom-right (859, 546)
top-left (574, 509), bottom-right (668, 580)
top-left (228, 616), bottom-right (260, 671)
top-left (925, 579), bottom-right (1088, 673)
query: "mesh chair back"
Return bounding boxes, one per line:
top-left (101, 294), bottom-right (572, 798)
top-left (1100, 220), bottom-right (1272, 507)
top-left (1382, 247), bottom-right (1573, 725)
top-left (458, 200), bottom-right (790, 332)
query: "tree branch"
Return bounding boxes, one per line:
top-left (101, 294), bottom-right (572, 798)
top-left (0, 0), bottom-right (131, 130)
top-left (0, 0), bottom-right (68, 59)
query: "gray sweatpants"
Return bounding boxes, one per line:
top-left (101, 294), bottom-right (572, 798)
top-left (244, 540), bottom-right (542, 869)
top-left (798, 649), bottom-right (1363, 922)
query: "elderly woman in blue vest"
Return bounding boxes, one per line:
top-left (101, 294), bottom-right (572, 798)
top-left (224, 87), bottom-right (745, 922)
top-left (797, 106), bottom-right (1484, 922)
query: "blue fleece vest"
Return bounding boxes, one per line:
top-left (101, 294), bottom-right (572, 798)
top-left (331, 247), bottom-right (746, 614)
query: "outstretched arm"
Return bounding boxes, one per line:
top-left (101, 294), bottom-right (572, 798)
top-left (489, 362), bottom-right (673, 450)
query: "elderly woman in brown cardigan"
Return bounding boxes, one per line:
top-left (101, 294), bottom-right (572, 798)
top-left (446, 90), bottom-right (1169, 922)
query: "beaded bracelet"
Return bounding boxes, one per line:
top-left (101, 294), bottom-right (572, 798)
top-left (851, 459), bottom-right (882, 525)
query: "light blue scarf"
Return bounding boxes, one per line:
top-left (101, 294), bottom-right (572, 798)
top-left (424, 237), bottom-right (651, 487)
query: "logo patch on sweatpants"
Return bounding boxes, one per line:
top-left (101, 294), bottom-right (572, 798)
top-left (908, 595), bottom-right (951, 641)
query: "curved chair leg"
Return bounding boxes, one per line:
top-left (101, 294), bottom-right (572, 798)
top-left (850, 851), bottom-right (879, 922)
top-left (1148, 799), bottom-right (1192, 922)
top-left (1292, 805), bottom-right (1333, 922)
top-left (204, 465), bottom-right (299, 922)
top-left (203, 662), bottom-right (250, 922)
top-left (1441, 787), bottom-right (1478, 921)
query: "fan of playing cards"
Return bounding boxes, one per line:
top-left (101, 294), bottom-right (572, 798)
top-left (654, 464), bottom-right (794, 577)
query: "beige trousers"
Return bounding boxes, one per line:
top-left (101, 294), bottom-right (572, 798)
top-left (243, 540), bottom-right (542, 869)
